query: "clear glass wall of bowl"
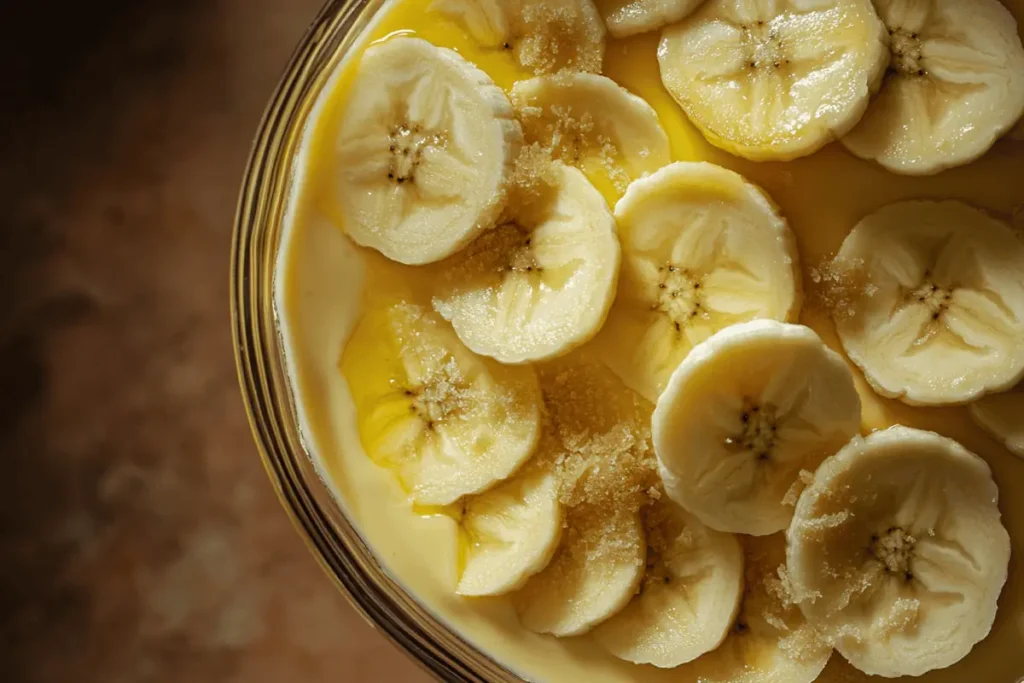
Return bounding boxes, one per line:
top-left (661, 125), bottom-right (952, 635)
top-left (230, 1), bottom-right (523, 680)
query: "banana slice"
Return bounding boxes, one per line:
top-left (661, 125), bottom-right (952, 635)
top-left (432, 0), bottom-right (605, 75)
top-left (970, 384), bottom-right (1024, 458)
top-left (596, 162), bottom-right (801, 403)
top-left (340, 301), bottom-right (541, 505)
top-left (658, 0), bottom-right (888, 161)
top-left (514, 504), bottom-right (646, 636)
top-left (683, 534), bottom-right (832, 683)
top-left (599, 0), bottom-right (705, 38)
top-left (433, 163), bottom-right (620, 364)
top-left (591, 499), bottom-right (744, 668)
top-left (787, 426), bottom-right (1011, 678)
top-left (510, 73), bottom-right (671, 192)
top-left (332, 37), bottom-right (521, 265)
top-left (457, 462), bottom-right (563, 596)
top-left (834, 200), bottom-right (1024, 406)
top-left (654, 320), bottom-right (861, 536)
top-left (842, 0), bottom-right (1024, 175)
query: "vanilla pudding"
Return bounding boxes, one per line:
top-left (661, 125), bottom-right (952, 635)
top-left (273, 0), bottom-right (1024, 680)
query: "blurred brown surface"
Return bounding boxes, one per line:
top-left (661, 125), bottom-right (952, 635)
top-left (0, 2), bottom-right (430, 681)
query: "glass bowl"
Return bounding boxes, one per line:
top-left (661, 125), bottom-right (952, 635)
top-left (230, 1), bottom-right (522, 680)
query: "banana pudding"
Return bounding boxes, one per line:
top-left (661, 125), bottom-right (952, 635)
top-left (275, 0), bottom-right (1024, 680)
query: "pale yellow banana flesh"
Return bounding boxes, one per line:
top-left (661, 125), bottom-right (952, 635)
top-left (599, 0), bottom-right (705, 38)
top-left (514, 505), bottom-right (646, 636)
top-left (970, 384), bottom-right (1024, 458)
top-left (654, 320), bottom-right (861, 536)
top-left (596, 162), bottom-right (801, 403)
top-left (682, 534), bottom-right (832, 683)
top-left (511, 73), bottom-right (671, 192)
top-left (842, 0), bottom-right (1024, 175)
top-left (457, 465), bottom-right (563, 596)
top-left (433, 163), bottom-right (620, 364)
top-left (341, 301), bottom-right (542, 505)
top-left (834, 200), bottom-right (1024, 406)
top-left (658, 0), bottom-right (888, 161)
top-left (787, 427), bottom-right (1010, 678)
top-left (591, 500), bottom-right (744, 668)
top-left (332, 37), bottom-right (521, 265)
top-left (432, 0), bottom-right (606, 74)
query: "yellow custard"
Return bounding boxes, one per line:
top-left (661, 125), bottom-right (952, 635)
top-left (276, 1), bottom-right (1024, 680)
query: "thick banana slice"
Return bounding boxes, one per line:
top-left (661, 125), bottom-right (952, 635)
top-left (433, 0), bottom-right (605, 75)
top-left (599, 0), bottom-right (705, 38)
top-left (683, 534), bottom-right (832, 683)
top-left (787, 426), bottom-right (1011, 678)
top-left (596, 162), bottom-right (801, 403)
top-left (834, 200), bottom-right (1024, 406)
top-left (514, 505), bottom-right (646, 636)
top-left (592, 499), bottom-right (744, 668)
top-left (433, 163), bottom-right (620, 364)
top-left (970, 384), bottom-right (1024, 458)
top-left (654, 320), bottom-right (861, 536)
top-left (340, 301), bottom-right (541, 505)
top-left (332, 37), bottom-right (521, 265)
top-left (658, 0), bottom-right (888, 161)
top-left (842, 0), bottom-right (1024, 175)
top-left (510, 73), bottom-right (671, 192)
top-left (457, 462), bottom-right (563, 596)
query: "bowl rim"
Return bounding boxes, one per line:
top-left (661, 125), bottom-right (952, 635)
top-left (229, 1), bottom-right (523, 680)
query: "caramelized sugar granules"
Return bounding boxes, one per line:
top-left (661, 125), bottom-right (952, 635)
top-left (516, 0), bottom-right (603, 75)
top-left (517, 97), bottom-right (631, 192)
top-left (540, 362), bottom-right (658, 514)
top-left (508, 142), bottom-right (559, 204)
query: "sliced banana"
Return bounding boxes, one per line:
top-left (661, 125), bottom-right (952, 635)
top-left (433, 0), bottom-right (605, 75)
top-left (842, 0), bottom-right (1024, 175)
top-left (514, 505), bottom-right (646, 636)
top-left (834, 200), bottom-right (1024, 406)
top-left (683, 534), bottom-right (832, 683)
top-left (592, 499), bottom-right (744, 668)
top-left (510, 73), bottom-right (671, 192)
top-left (970, 384), bottom-right (1024, 458)
top-left (596, 162), bottom-right (801, 403)
top-left (332, 37), bottom-right (521, 265)
top-left (654, 320), bottom-right (861, 536)
top-left (457, 462), bottom-right (563, 596)
top-left (340, 301), bottom-right (541, 505)
top-left (433, 163), bottom-right (620, 364)
top-left (658, 0), bottom-right (888, 161)
top-left (599, 0), bottom-right (705, 38)
top-left (787, 426), bottom-right (1011, 678)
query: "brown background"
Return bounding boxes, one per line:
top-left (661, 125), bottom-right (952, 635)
top-left (0, 1), bottom-right (430, 681)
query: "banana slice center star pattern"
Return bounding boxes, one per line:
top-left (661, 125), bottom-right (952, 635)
top-left (726, 399), bottom-right (780, 463)
top-left (869, 526), bottom-right (916, 579)
top-left (742, 19), bottom-right (789, 72)
top-left (652, 264), bottom-right (707, 333)
top-left (888, 27), bottom-right (924, 77)
top-left (385, 123), bottom-right (448, 184)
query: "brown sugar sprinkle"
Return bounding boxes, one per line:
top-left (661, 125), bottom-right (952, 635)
top-left (538, 359), bottom-right (659, 514)
top-left (879, 597), bottom-right (921, 638)
top-left (779, 625), bottom-right (829, 664)
top-left (807, 255), bottom-right (875, 321)
top-left (509, 141), bottom-right (559, 202)
top-left (517, 99), bottom-right (631, 193)
top-left (516, 1), bottom-right (603, 75)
